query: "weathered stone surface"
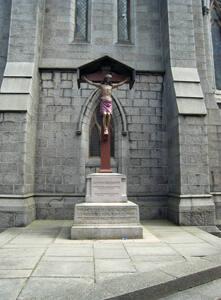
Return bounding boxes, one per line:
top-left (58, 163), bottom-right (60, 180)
top-left (71, 224), bottom-right (143, 240)
top-left (171, 67), bottom-right (200, 82)
top-left (0, 278), bottom-right (26, 300)
top-left (85, 173), bottom-right (127, 203)
top-left (72, 171), bottom-right (143, 239)
top-left (0, 197), bottom-right (36, 228)
top-left (18, 278), bottom-right (94, 300)
top-left (74, 201), bottom-right (140, 225)
top-left (1, 0), bottom-right (221, 225)
top-left (0, 0), bottom-right (11, 86)
top-left (168, 196), bottom-right (216, 226)
top-left (0, 94), bottom-right (30, 111)
top-left (4, 62), bottom-right (34, 77)
top-left (1, 220), bottom-right (221, 299)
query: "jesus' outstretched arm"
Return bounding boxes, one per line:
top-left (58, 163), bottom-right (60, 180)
top-left (82, 76), bottom-right (101, 88)
top-left (112, 77), bottom-right (130, 89)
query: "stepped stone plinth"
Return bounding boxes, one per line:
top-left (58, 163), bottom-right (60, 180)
top-left (71, 173), bottom-right (143, 239)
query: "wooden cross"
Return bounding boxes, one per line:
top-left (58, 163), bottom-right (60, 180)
top-left (99, 126), bottom-right (112, 173)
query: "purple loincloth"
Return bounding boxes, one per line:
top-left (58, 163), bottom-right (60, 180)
top-left (100, 97), bottom-right (112, 114)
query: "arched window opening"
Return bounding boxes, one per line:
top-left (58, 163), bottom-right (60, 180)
top-left (89, 105), bottom-right (115, 157)
top-left (118, 0), bottom-right (131, 43)
top-left (75, 0), bottom-right (88, 41)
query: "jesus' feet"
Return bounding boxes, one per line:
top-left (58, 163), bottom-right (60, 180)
top-left (104, 128), bottom-right (109, 136)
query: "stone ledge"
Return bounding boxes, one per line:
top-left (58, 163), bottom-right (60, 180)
top-left (1, 78), bottom-right (32, 94)
top-left (170, 67), bottom-right (207, 116)
top-left (171, 67), bottom-right (200, 83)
top-left (0, 197), bottom-right (36, 228)
top-left (0, 94), bottom-right (30, 111)
top-left (4, 62), bottom-right (34, 77)
top-left (168, 195), bottom-right (216, 226)
top-left (174, 82), bottom-right (204, 99)
top-left (71, 224), bottom-right (143, 239)
top-left (176, 98), bottom-right (207, 115)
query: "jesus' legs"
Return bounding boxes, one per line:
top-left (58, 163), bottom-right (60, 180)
top-left (102, 113), bottom-right (111, 135)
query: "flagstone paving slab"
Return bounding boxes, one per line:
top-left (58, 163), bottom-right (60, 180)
top-left (169, 243), bottom-right (220, 257)
top-left (125, 245), bottom-right (178, 256)
top-left (94, 247), bottom-right (129, 259)
top-left (17, 277), bottom-right (94, 300)
top-left (0, 279), bottom-right (26, 300)
top-left (45, 245), bottom-right (93, 257)
top-left (0, 256), bottom-right (41, 270)
top-left (95, 258), bottom-right (136, 273)
top-left (32, 260), bottom-right (94, 278)
top-left (0, 269), bottom-right (32, 279)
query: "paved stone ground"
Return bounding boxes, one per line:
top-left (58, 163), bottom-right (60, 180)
top-left (0, 220), bottom-right (221, 300)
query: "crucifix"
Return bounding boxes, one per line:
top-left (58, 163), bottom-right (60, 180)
top-left (82, 73), bottom-right (129, 173)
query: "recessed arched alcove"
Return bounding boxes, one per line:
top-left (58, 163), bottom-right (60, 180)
top-left (76, 55), bottom-right (135, 193)
top-left (76, 89), bottom-right (129, 193)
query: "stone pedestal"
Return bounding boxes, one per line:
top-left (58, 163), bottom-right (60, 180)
top-left (85, 173), bottom-right (127, 203)
top-left (71, 173), bottom-right (143, 239)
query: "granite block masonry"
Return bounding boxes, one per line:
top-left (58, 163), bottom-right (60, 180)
top-left (0, 0), bottom-right (221, 228)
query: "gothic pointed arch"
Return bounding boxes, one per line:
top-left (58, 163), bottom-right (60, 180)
top-left (77, 90), bottom-right (129, 191)
top-left (76, 88), bottom-right (128, 136)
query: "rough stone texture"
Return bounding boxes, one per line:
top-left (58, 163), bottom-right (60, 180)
top-left (41, 0), bottom-right (163, 71)
top-left (1, 0), bottom-right (221, 226)
top-left (192, 0), bottom-right (221, 197)
top-left (71, 224), bottom-right (143, 240)
top-left (71, 172), bottom-right (143, 239)
top-left (35, 196), bottom-right (84, 220)
top-left (0, 112), bottom-right (26, 194)
top-left (74, 202), bottom-right (140, 225)
top-left (212, 193), bottom-right (221, 223)
top-left (0, 0), bottom-right (11, 86)
top-left (168, 196), bottom-right (216, 226)
top-left (35, 71), bottom-right (168, 219)
top-left (160, 0), bottom-right (217, 225)
top-left (0, 197), bottom-right (36, 228)
top-left (7, 0), bottom-right (45, 63)
top-left (0, 220), bottom-right (220, 299)
top-left (0, 0), bottom-right (45, 228)
top-left (85, 173), bottom-right (127, 203)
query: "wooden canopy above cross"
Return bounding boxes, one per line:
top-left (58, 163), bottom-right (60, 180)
top-left (77, 55), bottom-right (136, 89)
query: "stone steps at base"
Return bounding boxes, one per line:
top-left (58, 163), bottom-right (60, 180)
top-left (71, 224), bottom-right (143, 239)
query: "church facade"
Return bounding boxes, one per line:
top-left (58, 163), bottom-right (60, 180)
top-left (0, 0), bottom-right (221, 229)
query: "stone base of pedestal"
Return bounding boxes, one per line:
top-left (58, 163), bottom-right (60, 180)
top-left (71, 173), bottom-right (143, 240)
top-left (73, 201), bottom-right (140, 224)
top-left (71, 224), bottom-right (143, 239)
top-left (71, 201), bottom-right (143, 239)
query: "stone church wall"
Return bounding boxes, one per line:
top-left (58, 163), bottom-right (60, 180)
top-left (0, 112), bottom-right (26, 194)
top-left (35, 71), bottom-right (168, 220)
top-left (40, 0), bottom-right (163, 72)
top-left (0, 0), bottom-right (11, 85)
top-left (1, 0), bottom-right (221, 227)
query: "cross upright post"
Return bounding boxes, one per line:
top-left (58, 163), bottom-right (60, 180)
top-left (99, 126), bottom-right (112, 173)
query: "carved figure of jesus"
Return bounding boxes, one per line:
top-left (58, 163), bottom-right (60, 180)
top-left (82, 74), bottom-right (129, 135)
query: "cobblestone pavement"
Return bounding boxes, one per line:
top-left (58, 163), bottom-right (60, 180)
top-left (0, 220), bottom-right (221, 300)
